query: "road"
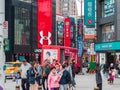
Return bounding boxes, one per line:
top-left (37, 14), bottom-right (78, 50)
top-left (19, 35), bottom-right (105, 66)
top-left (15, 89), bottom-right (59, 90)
top-left (5, 68), bottom-right (120, 90)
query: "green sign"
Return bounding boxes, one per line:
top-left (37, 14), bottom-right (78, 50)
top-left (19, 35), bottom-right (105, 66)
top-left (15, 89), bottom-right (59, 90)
top-left (95, 41), bottom-right (120, 51)
top-left (84, 0), bottom-right (95, 26)
top-left (3, 38), bottom-right (10, 52)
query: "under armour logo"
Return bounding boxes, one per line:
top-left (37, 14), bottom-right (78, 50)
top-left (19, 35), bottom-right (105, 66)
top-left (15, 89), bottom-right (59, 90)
top-left (39, 31), bottom-right (51, 45)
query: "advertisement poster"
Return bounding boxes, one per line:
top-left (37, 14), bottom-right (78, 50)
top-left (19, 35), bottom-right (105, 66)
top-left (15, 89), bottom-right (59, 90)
top-left (57, 21), bottom-right (64, 45)
top-left (42, 46), bottom-right (60, 64)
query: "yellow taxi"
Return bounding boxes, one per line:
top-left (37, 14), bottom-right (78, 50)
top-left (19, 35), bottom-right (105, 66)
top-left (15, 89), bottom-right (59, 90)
top-left (4, 61), bottom-right (22, 81)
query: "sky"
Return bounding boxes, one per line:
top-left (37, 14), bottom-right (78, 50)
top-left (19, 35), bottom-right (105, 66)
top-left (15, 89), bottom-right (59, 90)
top-left (76, 0), bottom-right (84, 16)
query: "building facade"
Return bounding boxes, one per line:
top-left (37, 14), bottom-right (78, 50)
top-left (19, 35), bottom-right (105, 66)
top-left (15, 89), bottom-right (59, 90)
top-left (95, 0), bottom-right (120, 65)
top-left (56, 0), bottom-right (78, 17)
top-left (5, 0), bottom-right (56, 62)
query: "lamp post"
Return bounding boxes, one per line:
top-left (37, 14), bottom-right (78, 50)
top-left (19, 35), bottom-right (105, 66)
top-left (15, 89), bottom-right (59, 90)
top-left (0, 0), bottom-right (5, 89)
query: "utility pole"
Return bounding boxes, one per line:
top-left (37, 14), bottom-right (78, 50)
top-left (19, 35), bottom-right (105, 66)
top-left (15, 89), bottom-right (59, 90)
top-left (0, 0), bottom-right (5, 89)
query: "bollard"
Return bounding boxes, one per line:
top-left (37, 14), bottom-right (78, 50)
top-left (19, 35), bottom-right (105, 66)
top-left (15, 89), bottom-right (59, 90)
top-left (94, 87), bottom-right (99, 90)
top-left (38, 85), bottom-right (42, 90)
top-left (15, 85), bottom-right (20, 90)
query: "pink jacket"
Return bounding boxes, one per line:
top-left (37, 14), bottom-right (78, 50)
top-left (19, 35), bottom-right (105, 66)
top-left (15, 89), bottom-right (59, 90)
top-left (48, 72), bottom-right (60, 90)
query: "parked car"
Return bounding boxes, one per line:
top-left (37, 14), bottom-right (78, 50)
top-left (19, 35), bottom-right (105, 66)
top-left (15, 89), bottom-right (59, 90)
top-left (4, 61), bottom-right (22, 81)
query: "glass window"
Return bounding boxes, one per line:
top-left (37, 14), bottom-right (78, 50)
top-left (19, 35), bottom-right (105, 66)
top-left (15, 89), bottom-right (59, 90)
top-left (102, 24), bottom-right (115, 42)
top-left (64, 3), bottom-right (68, 7)
top-left (14, 7), bottom-right (30, 45)
top-left (102, 0), bottom-right (115, 17)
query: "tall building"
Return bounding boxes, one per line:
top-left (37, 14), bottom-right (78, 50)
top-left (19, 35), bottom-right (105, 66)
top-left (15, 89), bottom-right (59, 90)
top-left (5, 0), bottom-right (56, 62)
top-left (95, 0), bottom-right (120, 65)
top-left (56, 0), bottom-right (78, 17)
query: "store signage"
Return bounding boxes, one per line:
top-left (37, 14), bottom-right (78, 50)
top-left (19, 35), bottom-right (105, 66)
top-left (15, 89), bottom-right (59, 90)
top-left (3, 21), bottom-right (8, 38)
top-left (95, 41), bottom-right (120, 51)
top-left (39, 31), bottom-right (51, 45)
top-left (38, 0), bottom-right (52, 48)
top-left (64, 18), bottom-right (71, 47)
top-left (57, 21), bottom-right (64, 45)
top-left (84, 0), bottom-right (95, 26)
top-left (104, 0), bottom-right (114, 17)
top-left (77, 36), bottom-right (83, 57)
top-left (84, 28), bottom-right (95, 40)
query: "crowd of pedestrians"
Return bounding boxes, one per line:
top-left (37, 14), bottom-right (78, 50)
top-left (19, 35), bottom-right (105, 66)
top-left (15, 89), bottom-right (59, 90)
top-left (19, 58), bottom-right (76, 90)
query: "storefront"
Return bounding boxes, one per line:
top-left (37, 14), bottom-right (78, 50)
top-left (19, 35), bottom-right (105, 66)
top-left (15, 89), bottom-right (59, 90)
top-left (95, 41), bottom-right (120, 65)
top-left (41, 45), bottom-right (78, 64)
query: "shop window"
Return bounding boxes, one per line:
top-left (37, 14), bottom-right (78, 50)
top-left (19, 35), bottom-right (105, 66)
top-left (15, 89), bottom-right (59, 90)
top-left (102, 0), bottom-right (115, 17)
top-left (102, 24), bottom-right (115, 42)
top-left (14, 7), bottom-right (30, 45)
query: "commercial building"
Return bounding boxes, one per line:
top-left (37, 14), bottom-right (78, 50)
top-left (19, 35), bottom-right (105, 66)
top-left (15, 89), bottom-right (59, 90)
top-left (95, 0), bottom-right (120, 65)
top-left (56, 0), bottom-right (78, 17)
top-left (5, 0), bottom-right (56, 62)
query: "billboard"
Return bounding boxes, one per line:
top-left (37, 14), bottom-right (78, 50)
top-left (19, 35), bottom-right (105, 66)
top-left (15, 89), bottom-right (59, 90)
top-left (57, 21), bottom-right (64, 45)
top-left (64, 18), bottom-right (71, 47)
top-left (84, 0), bottom-right (95, 26)
top-left (84, 28), bottom-right (95, 40)
top-left (38, 0), bottom-right (52, 48)
top-left (42, 46), bottom-right (60, 64)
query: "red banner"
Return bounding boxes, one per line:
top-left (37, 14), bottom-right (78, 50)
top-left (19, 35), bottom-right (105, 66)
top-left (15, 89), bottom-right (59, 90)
top-left (38, 0), bottom-right (52, 48)
top-left (64, 18), bottom-right (71, 47)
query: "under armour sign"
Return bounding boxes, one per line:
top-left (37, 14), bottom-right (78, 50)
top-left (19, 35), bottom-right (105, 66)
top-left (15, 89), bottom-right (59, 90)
top-left (38, 0), bottom-right (52, 48)
top-left (39, 31), bottom-right (51, 45)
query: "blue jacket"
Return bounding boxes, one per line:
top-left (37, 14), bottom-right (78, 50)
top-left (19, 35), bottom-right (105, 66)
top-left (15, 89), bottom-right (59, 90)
top-left (28, 68), bottom-right (36, 84)
top-left (59, 70), bottom-right (71, 84)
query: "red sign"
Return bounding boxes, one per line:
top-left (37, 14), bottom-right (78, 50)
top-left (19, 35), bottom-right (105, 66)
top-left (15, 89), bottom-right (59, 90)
top-left (38, 0), bottom-right (52, 48)
top-left (64, 18), bottom-right (71, 47)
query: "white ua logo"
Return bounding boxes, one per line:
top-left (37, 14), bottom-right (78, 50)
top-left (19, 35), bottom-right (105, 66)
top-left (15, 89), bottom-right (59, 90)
top-left (39, 31), bottom-right (51, 45)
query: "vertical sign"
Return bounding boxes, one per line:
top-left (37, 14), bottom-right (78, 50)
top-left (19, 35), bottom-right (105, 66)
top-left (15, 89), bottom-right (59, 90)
top-left (84, 0), bottom-right (95, 26)
top-left (77, 36), bottom-right (83, 57)
top-left (64, 18), bottom-right (71, 47)
top-left (38, 0), bottom-right (52, 48)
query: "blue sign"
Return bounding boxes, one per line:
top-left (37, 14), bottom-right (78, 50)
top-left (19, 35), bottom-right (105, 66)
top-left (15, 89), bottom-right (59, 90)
top-left (77, 36), bottom-right (83, 57)
top-left (95, 41), bottom-right (120, 51)
top-left (84, 0), bottom-right (95, 26)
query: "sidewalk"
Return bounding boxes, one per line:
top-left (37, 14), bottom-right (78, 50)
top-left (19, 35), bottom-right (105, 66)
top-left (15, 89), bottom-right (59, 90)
top-left (75, 68), bottom-right (120, 90)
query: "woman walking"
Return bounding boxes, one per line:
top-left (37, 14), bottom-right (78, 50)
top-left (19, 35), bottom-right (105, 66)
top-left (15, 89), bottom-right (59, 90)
top-left (48, 67), bottom-right (61, 90)
top-left (28, 62), bottom-right (39, 90)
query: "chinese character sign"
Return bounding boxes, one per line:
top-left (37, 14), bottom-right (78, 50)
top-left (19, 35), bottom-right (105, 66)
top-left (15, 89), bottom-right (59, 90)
top-left (84, 0), bottom-right (95, 26)
top-left (64, 18), bottom-right (71, 47)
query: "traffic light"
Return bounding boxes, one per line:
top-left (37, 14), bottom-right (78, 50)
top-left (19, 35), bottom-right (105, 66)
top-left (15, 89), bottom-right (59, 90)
top-left (3, 38), bottom-right (10, 52)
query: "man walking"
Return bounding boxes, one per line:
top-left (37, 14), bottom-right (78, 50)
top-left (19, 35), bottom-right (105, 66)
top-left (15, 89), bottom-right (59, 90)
top-left (19, 59), bottom-right (31, 90)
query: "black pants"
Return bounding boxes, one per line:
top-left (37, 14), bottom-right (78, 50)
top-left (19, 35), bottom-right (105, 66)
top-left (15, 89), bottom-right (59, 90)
top-left (42, 76), bottom-right (48, 90)
top-left (21, 78), bottom-right (29, 90)
top-left (36, 76), bottom-right (42, 86)
top-left (97, 83), bottom-right (102, 90)
top-left (51, 87), bottom-right (59, 90)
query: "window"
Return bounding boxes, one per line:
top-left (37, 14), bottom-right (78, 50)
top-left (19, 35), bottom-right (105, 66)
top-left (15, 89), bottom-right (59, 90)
top-left (14, 7), bottom-right (30, 45)
top-left (102, 0), bottom-right (115, 17)
top-left (102, 24), bottom-right (115, 42)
